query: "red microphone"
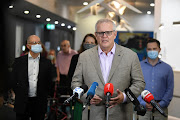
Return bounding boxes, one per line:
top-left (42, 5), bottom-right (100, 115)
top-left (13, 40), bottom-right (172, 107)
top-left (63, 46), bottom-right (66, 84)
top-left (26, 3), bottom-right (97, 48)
top-left (104, 83), bottom-right (114, 108)
top-left (141, 90), bottom-right (167, 117)
top-left (104, 83), bottom-right (114, 96)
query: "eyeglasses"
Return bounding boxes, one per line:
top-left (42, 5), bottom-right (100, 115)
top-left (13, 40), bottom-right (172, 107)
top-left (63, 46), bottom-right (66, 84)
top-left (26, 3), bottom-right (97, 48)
top-left (28, 41), bottom-right (41, 45)
top-left (95, 31), bottom-right (114, 37)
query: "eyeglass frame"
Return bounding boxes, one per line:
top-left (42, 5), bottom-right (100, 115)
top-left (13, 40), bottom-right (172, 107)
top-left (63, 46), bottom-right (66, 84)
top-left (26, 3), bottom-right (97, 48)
top-left (95, 30), bottom-right (115, 37)
top-left (28, 41), bottom-right (42, 45)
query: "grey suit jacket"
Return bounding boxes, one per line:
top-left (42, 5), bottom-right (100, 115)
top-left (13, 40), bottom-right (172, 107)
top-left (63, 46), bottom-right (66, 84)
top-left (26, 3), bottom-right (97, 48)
top-left (71, 44), bottom-right (145, 120)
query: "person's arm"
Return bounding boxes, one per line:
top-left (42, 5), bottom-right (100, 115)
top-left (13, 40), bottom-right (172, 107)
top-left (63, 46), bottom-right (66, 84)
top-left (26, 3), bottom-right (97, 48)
top-left (158, 67), bottom-right (174, 108)
top-left (56, 67), bottom-right (60, 81)
top-left (129, 53), bottom-right (145, 98)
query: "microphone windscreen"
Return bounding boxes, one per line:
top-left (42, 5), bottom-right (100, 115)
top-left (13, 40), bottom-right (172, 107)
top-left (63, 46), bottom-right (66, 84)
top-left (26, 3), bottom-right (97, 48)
top-left (104, 83), bottom-right (114, 96)
top-left (141, 90), bottom-right (154, 103)
top-left (87, 82), bottom-right (99, 96)
top-left (80, 84), bottom-right (88, 93)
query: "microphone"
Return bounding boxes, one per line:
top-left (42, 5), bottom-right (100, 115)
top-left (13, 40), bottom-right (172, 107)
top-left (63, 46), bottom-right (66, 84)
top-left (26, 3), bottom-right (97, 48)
top-left (124, 88), bottom-right (146, 116)
top-left (104, 83), bottom-right (114, 108)
top-left (63, 84), bottom-right (88, 105)
top-left (141, 90), bottom-right (167, 117)
top-left (83, 82), bottom-right (99, 110)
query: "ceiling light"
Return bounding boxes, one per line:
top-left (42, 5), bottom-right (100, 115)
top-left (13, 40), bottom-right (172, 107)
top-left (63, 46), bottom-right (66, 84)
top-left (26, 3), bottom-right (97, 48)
top-left (83, 2), bottom-right (88, 6)
top-left (108, 12), bottom-right (115, 18)
top-left (46, 18), bottom-right (51, 22)
top-left (61, 23), bottom-right (65, 26)
top-left (150, 3), bottom-right (155, 7)
top-left (73, 27), bottom-right (77, 31)
top-left (67, 25), bottom-right (71, 29)
top-left (54, 21), bottom-right (59, 24)
top-left (9, 5), bottom-right (13, 9)
top-left (24, 10), bottom-right (30, 14)
top-left (36, 14), bottom-right (41, 18)
top-left (147, 11), bottom-right (151, 14)
top-left (119, 6), bottom-right (126, 15)
top-left (112, 1), bottom-right (120, 9)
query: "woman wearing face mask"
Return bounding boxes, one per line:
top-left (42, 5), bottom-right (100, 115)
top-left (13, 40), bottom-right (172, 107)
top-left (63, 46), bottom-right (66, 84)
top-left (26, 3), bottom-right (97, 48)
top-left (67, 33), bottom-right (97, 120)
top-left (47, 49), bottom-right (57, 98)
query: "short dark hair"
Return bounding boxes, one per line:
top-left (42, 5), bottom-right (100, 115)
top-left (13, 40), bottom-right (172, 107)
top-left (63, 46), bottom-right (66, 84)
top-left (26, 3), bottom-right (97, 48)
top-left (146, 38), bottom-right (160, 48)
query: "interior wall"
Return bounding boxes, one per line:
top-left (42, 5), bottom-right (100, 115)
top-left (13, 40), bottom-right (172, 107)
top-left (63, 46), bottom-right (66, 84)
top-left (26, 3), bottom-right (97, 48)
top-left (154, 0), bottom-right (180, 71)
top-left (168, 71), bottom-right (180, 118)
top-left (74, 12), bottom-right (154, 50)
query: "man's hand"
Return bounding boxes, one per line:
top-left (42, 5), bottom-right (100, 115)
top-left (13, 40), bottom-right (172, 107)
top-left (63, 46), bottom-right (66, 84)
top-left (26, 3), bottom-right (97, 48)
top-left (90, 95), bottom-right (102, 105)
top-left (109, 89), bottom-right (124, 108)
top-left (146, 103), bottom-right (153, 111)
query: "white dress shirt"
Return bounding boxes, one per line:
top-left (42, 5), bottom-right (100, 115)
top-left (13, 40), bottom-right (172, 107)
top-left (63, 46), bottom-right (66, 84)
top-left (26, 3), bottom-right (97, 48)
top-left (28, 53), bottom-right (40, 97)
top-left (98, 43), bottom-right (127, 102)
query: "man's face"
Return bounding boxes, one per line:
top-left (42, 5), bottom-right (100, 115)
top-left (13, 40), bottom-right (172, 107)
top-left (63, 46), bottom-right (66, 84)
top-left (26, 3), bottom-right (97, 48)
top-left (95, 22), bottom-right (117, 51)
top-left (61, 40), bottom-right (70, 53)
top-left (146, 42), bottom-right (161, 53)
top-left (26, 36), bottom-right (41, 50)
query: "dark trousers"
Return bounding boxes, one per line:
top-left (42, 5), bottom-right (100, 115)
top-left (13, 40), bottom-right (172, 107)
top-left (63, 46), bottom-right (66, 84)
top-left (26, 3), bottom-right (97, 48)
top-left (58, 74), bottom-right (72, 95)
top-left (16, 97), bottom-right (45, 120)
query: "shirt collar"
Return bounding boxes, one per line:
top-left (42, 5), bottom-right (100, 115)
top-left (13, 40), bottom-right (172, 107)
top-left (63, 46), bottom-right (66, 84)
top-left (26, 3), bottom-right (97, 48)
top-left (28, 52), bottom-right (40, 59)
top-left (144, 58), bottom-right (162, 64)
top-left (98, 43), bottom-right (116, 55)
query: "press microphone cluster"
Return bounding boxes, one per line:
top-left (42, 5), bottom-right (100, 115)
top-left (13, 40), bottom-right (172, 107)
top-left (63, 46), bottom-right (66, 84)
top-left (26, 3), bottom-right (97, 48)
top-left (104, 83), bottom-right (114, 108)
top-left (141, 90), bottom-right (167, 117)
top-left (63, 84), bottom-right (88, 105)
top-left (124, 88), bottom-right (146, 116)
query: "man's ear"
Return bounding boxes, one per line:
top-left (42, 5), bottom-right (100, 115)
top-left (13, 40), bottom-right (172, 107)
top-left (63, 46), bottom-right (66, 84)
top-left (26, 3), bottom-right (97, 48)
top-left (26, 44), bottom-right (30, 50)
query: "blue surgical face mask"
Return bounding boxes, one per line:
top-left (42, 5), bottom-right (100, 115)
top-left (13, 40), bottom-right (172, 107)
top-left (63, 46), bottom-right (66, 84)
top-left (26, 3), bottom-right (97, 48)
top-left (147, 50), bottom-right (159, 59)
top-left (31, 44), bottom-right (42, 53)
top-left (83, 43), bottom-right (96, 50)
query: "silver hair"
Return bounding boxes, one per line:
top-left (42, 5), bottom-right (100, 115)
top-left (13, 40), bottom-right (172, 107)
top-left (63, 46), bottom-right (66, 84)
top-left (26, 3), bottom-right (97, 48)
top-left (95, 18), bottom-right (116, 32)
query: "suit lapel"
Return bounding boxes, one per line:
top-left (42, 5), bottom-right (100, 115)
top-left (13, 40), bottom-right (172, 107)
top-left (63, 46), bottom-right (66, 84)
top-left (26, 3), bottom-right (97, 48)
top-left (90, 47), bottom-right (105, 85)
top-left (107, 44), bottom-right (124, 83)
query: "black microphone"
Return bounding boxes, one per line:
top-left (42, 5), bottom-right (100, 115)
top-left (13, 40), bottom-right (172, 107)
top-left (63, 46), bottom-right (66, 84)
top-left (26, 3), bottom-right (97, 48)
top-left (124, 88), bottom-right (146, 116)
top-left (141, 90), bottom-right (167, 117)
top-left (63, 84), bottom-right (88, 105)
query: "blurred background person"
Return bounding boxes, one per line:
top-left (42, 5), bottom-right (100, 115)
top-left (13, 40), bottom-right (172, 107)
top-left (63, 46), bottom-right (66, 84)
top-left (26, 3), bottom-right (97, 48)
top-left (47, 49), bottom-right (57, 98)
top-left (56, 40), bottom-right (77, 120)
top-left (56, 40), bottom-right (77, 95)
top-left (9, 35), bottom-right (53, 120)
top-left (68, 33), bottom-right (97, 120)
top-left (138, 39), bottom-right (174, 120)
top-left (0, 89), bottom-right (16, 120)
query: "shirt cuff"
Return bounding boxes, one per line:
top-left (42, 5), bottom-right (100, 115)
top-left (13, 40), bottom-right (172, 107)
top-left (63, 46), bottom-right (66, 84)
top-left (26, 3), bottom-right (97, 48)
top-left (122, 92), bottom-right (127, 103)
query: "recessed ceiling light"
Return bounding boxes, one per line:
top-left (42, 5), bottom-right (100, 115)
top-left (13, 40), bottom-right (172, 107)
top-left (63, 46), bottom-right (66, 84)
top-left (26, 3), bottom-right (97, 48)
top-left (54, 21), bottom-right (59, 24)
top-left (73, 27), bottom-right (77, 31)
top-left (150, 3), bottom-right (155, 7)
top-left (46, 18), bottom-right (51, 22)
top-left (147, 11), bottom-right (151, 14)
top-left (83, 2), bottom-right (88, 6)
top-left (9, 5), bottom-right (13, 9)
top-left (67, 25), bottom-right (71, 29)
top-left (24, 10), bottom-right (30, 14)
top-left (61, 23), bottom-right (65, 26)
top-left (36, 14), bottom-right (41, 18)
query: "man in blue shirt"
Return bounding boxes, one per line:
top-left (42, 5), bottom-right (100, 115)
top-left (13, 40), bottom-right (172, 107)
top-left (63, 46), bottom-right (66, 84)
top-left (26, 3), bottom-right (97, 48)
top-left (138, 39), bottom-right (174, 120)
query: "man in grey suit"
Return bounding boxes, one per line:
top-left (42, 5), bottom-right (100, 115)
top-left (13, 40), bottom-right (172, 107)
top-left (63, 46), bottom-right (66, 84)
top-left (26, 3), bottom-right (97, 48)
top-left (71, 19), bottom-right (145, 120)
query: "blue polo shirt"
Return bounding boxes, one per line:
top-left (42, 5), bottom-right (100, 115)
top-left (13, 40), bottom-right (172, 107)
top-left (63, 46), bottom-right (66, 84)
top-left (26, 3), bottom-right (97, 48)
top-left (138, 59), bottom-right (174, 108)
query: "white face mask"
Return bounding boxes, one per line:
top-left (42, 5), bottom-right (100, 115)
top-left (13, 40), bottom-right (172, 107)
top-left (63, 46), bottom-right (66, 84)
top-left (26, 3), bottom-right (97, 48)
top-left (47, 55), bottom-right (54, 60)
top-left (31, 44), bottom-right (42, 53)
